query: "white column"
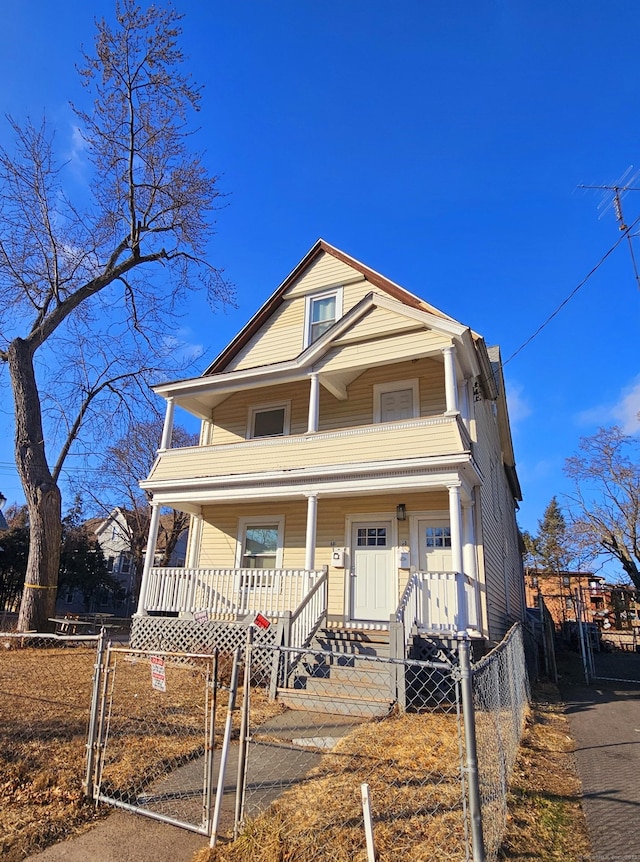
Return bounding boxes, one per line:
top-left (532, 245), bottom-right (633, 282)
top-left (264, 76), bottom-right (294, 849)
top-left (187, 512), bottom-right (203, 568)
top-left (160, 397), bottom-right (176, 450)
top-left (136, 502), bottom-right (162, 616)
top-left (304, 494), bottom-right (318, 571)
top-left (442, 345), bottom-right (459, 416)
top-left (447, 482), bottom-right (467, 631)
top-left (462, 499), bottom-right (481, 632)
top-left (307, 373), bottom-right (320, 433)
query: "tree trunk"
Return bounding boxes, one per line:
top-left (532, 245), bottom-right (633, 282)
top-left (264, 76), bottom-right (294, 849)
top-left (9, 338), bottom-right (62, 632)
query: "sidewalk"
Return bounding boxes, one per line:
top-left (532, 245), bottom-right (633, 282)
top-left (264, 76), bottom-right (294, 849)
top-left (558, 649), bottom-right (640, 862)
top-left (23, 710), bottom-right (360, 862)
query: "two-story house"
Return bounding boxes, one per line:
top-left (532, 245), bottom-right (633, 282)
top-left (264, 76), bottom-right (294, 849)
top-left (134, 240), bottom-right (524, 660)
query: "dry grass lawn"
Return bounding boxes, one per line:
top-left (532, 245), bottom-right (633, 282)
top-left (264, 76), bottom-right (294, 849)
top-left (0, 639), bottom-right (279, 861)
top-left (498, 682), bottom-right (591, 861)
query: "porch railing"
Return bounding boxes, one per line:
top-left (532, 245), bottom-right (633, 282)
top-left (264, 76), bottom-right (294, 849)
top-left (393, 570), bottom-right (479, 649)
top-left (143, 567), bottom-right (326, 620)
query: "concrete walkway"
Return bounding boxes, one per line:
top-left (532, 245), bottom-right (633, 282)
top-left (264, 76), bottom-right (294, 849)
top-left (559, 648), bottom-right (640, 862)
top-left (23, 710), bottom-right (360, 862)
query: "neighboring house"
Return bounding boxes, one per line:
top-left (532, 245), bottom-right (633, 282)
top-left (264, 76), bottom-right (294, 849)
top-left (524, 568), bottom-right (609, 629)
top-left (58, 507), bottom-right (188, 617)
top-left (135, 239), bottom-right (525, 663)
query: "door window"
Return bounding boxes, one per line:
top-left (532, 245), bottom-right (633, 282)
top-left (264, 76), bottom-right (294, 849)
top-left (356, 526), bottom-right (388, 547)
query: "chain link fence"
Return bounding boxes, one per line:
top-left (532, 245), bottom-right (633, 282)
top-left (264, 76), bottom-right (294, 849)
top-left (471, 625), bottom-right (530, 862)
top-left (1, 623), bottom-right (530, 862)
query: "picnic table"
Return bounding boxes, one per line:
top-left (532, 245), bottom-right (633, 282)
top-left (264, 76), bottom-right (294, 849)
top-left (49, 616), bottom-right (96, 635)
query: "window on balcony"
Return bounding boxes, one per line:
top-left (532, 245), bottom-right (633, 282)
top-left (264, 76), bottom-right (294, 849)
top-left (248, 402), bottom-right (290, 438)
top-left (373, 379), bottom-right (419, 423)
top-left (304, 288), bottom-right (343, 347)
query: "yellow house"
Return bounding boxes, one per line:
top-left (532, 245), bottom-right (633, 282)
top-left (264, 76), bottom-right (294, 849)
top-left (135, 240), bottom-right (524, 658)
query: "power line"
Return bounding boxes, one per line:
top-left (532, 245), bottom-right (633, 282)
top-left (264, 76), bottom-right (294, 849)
top-left (503, 216), bottom-right (640, 367)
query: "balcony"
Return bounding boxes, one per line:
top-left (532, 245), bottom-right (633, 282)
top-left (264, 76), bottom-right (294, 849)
top-left (145, 414), bottom-right (472, 493)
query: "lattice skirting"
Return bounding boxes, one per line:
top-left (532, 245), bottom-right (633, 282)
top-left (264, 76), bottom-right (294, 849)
top-left (130, 615), bottom-right (279, 667)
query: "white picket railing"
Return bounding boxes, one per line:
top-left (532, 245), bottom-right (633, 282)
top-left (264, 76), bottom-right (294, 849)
top-left (143, 567), bottom-right (326, 620)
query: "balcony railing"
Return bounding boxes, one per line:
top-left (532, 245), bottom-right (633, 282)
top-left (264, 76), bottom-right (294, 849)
top-left (146, 414), bottom-right (469, 487)
top-left (142, 566), bottom-right (326, 620)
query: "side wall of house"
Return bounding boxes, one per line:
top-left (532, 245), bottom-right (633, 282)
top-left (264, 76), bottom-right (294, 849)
top-left (472, 397), bottom-right (524, 643)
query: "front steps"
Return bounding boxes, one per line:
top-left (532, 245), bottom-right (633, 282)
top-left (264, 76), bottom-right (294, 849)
top-left (277, 628), bottom-right (396, 718)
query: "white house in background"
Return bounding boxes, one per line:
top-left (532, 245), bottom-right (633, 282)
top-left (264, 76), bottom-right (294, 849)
top-left (58, 507), bottom-right (188, 617)
top-left (133, 239), bottom-right (525, 663)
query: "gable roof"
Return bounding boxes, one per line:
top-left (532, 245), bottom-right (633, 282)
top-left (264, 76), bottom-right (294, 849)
top-left (205, 239), bottom-right (458, 375)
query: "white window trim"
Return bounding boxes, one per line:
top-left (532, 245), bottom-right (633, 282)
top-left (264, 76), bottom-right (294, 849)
top-left (235, 516), bottom-right (285, 569)
top-left (373, 378), bottom-right (420, 423)
top-left (246, 401), bottom-right (291, 439)
top-left (303, 286), bottom-right (344, 348)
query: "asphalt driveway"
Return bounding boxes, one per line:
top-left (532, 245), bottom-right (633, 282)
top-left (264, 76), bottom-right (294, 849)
top-left (559, 648), bottom-right (640, 862)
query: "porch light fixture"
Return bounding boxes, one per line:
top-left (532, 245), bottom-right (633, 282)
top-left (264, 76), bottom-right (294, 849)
top-left (396, 504), bottom-right (407, 521)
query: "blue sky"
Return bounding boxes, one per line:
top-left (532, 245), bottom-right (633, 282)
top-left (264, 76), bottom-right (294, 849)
top-left (1, 1), bottom-right (639, 577)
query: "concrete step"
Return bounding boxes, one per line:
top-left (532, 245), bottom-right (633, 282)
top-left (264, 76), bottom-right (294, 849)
top-left (312, 628), bottom-right (391, 658)
top-left (277, 687), bottom-right (393, 718)
top-left (291, 675), bottom-right (392, 700)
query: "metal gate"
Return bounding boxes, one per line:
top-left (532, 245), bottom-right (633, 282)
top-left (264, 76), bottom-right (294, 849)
top-left (86, 642), bottom-right (220, 835)
top-left (575, 589), bottom-right (640, 686)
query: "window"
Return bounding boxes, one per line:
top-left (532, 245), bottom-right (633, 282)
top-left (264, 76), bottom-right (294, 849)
top-left (248, 402), bottom-right (290, 438)
top-left (304, 288), bottom-right (343, 347)
top-left (120, 554), bottom-right (131, 575)
top-left (562, 576), bottom-right (571, 587)
top-left (424, 526), bottom-right (452, 549)
top-left (373, 379), bottom-right (419, 423)
top-left (236, 517), bottom-right (284, 570)
top-left (356, 527), bottom-right (388, 547)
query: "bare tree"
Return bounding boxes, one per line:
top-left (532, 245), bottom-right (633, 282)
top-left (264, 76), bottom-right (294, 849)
top-left (0, 2), bottom-right (230, 631)
top-left (564, 426), bottom-right (640, 588)
top-left (86, 418), bottom-right (197, 598)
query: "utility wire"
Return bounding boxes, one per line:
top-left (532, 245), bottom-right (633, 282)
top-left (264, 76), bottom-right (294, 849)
top-left (503, 215), bottom-right (640, 366)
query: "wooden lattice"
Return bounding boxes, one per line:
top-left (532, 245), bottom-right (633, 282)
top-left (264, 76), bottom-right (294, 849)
top-left (129, 615), bottom-right (279, 658)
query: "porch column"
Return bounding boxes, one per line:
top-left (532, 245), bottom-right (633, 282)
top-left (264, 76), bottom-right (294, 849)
top-left (187, 513), bottom-right (203, 568)
top-left (462, 499), bottom-right (481, 632)
top-left (447, 482), bottom-right (467, 631)
top-left (442, 345), bottom-right (459, 416)
top-left (307, 373), bottom-right (320, 433)
top-left (160, 397), bottom-right (175, 450)
top-left (304, 493), bottom-right (318, 571)
top-left (136, 501), bottom-right (162, 616)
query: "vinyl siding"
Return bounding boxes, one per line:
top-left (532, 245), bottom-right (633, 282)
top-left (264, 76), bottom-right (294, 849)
top-left (331, 305), bottom-right (423, 345)
top-left (284, 251), bottom-right (364, 297)
top-left (472, 398), bottom-right (524, 643)
top-left (315, 329), bottom-right (451, 374)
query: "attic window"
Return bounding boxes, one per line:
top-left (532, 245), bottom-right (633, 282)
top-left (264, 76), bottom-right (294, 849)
top-left (304, 287), bottom-right (343, 347)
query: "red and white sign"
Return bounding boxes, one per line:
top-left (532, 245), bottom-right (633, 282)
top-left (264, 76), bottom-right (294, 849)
top-left (253, 613), bottom-right (270, 630)
top-left (150, 655), bottom-right (166, 692)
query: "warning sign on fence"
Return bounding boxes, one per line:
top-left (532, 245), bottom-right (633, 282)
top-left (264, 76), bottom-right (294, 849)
top-left (253, 612), bottom-right (270, 629)
top-left (150, 655), bottom-right (166, 692)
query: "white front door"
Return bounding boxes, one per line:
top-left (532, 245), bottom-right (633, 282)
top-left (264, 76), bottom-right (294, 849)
top-left (417, 520), bottom-right (453, 572)
top-left (350, 521), bottom-right (395, 622)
